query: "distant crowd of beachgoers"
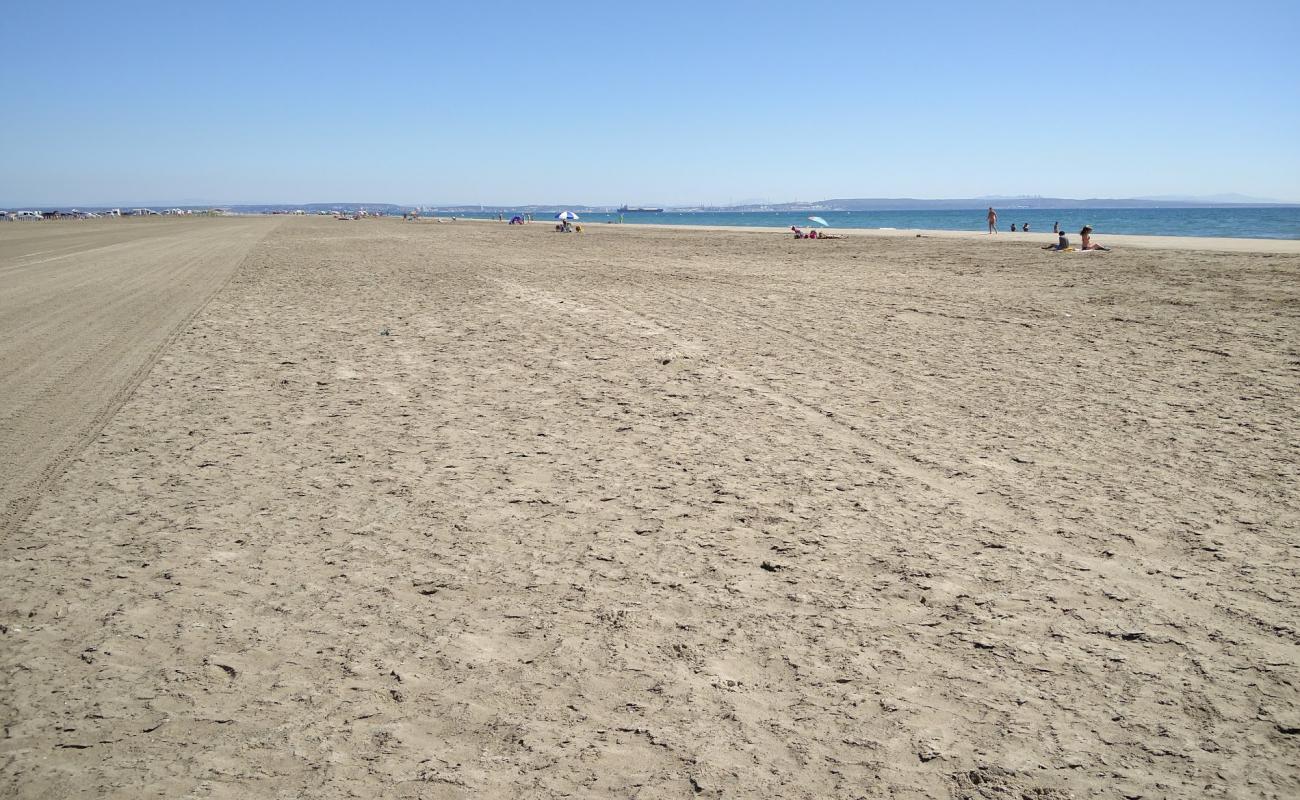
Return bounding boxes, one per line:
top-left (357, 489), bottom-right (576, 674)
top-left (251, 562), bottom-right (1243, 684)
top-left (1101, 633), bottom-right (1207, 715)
top-left (987, 207), bottom-right (1110, 250)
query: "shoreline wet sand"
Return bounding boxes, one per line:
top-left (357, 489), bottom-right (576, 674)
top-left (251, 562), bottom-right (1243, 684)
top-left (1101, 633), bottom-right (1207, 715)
top-left (2, 217), bottom-right (1297, 797)
top-left (550, 218), bottom-right (1300, 254)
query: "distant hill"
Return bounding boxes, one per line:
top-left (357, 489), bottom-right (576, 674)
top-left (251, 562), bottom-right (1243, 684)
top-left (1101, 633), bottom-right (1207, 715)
top-left (10, 196), bottom-right (1295, 214)
top-left (227, 203), bottom-right (410, 214)
top-left (1134, 193), bottom-right (1288, 204)
top-left (229, 203), bottom-right (611, 214)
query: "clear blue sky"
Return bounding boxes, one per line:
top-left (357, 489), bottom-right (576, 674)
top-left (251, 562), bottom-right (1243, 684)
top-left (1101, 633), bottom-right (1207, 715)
top-left (2, 0), bottom-right (1297, 206)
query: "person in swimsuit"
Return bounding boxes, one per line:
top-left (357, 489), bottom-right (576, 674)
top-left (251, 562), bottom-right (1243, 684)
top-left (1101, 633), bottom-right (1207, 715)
top-left (987, 207), bottom-right (998, 233)
top-left (1079, 225), bottom-right (1110, 250)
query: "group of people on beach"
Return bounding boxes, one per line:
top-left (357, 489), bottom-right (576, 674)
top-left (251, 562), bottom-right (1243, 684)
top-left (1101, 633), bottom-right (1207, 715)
top-left (1041, 225), bottom-right (1109, 251)
top-left (987, 207), bottom-right (1110, 250)
top-left (790, 226), bottom-right (844, 239)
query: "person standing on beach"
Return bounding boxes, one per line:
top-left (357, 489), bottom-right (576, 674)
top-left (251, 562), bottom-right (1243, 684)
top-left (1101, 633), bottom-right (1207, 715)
top-left (987, 207), bottom-right (998, 233)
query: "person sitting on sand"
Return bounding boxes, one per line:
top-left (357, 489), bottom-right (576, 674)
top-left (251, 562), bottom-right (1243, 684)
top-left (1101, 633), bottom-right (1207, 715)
top-left (791, 226), bottom-right (805, 239)
top-left (1042, 231), bottom-right (1070, 251)
top-left (1010, 223), bottom-right (1017, 232)
top-left (1023, 222), bottom-right (1030, 232)
top-left (1079, 225), bottom-right (1110, 250)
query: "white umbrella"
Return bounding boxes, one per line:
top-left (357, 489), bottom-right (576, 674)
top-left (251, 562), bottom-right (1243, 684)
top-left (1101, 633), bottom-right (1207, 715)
top-left (555, 211), bottom-right (579, 220)
top-left (808, 216), bottom-right (829, 227)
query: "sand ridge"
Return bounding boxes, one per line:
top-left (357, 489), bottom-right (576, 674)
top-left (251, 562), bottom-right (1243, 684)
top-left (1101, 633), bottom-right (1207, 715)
top-left (1, 218), bottom-right (1297, 798)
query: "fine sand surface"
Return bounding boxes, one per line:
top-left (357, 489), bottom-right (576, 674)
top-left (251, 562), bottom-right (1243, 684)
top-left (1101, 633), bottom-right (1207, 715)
top-left (0, 217), bottom-right (281, 534)
top-left (2, 218), bottom-right (1298, 798)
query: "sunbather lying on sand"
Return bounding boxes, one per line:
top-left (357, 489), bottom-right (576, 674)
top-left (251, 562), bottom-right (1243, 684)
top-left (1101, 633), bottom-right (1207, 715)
top-left (791, 227), bottom-right (844, 240)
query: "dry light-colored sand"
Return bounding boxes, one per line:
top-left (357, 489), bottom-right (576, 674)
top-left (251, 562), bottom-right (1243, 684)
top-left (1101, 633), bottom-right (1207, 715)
top-left (0, 217), bottom-right (278, 533)
top-left (1, 218), bottom-right (1298, 799)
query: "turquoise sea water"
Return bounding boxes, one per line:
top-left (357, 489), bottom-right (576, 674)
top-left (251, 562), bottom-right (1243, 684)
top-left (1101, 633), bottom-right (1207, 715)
top-left (444, 207), bottom-right (1300, 240)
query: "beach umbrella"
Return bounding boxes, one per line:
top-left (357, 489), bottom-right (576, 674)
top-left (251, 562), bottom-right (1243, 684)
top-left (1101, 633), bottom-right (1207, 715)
top-left (808, 216), bottom-right (830, 227)
top-left (555, 211), bottom-right (579, 221)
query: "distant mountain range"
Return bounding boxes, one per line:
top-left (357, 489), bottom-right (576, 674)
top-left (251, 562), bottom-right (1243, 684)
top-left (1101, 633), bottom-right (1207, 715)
top-left (244, 196), bottom-right (1297, 213)
top-left (1133, 193), bottom-right (1286, 204)
top-left (7, 195), bottom-right (1295, 213)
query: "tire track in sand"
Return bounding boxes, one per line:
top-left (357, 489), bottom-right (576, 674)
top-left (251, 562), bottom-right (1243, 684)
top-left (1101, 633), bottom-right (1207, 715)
top-left (482, 269), bottom-right (1294, 662)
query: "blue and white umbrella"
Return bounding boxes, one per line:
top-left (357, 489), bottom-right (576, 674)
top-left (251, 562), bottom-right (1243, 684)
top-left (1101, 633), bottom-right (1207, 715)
top-left (808, 216), bottom-right (830, 227)
top-left (555, 211), bottom-right (580, 221)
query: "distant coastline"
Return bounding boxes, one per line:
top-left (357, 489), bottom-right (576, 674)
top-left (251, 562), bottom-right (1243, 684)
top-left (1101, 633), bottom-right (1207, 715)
top-left (703, 196), bottom-right (1300, 212)
top-left (5, 196), bottom-right (1298, 215)
top-left (6, 204), bottom-right (1296, 240)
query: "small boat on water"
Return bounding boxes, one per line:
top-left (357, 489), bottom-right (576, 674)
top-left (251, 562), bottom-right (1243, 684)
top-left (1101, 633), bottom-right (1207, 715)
top-left (618, 205), bottom-right (664, 213)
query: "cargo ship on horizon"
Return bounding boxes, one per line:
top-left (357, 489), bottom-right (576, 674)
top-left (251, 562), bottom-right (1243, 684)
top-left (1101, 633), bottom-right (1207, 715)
top-left (618, 205), bottom-right (664, 213)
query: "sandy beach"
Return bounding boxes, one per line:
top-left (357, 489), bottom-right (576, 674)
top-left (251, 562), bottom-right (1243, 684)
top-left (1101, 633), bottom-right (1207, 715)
top-left (0, 217), bottom-right (279, 534)
top-left (2, 217), bottom-right (1298, 798)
